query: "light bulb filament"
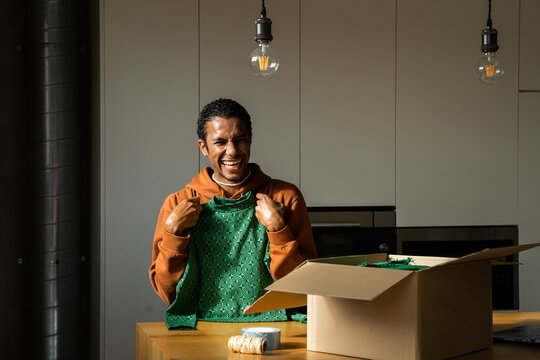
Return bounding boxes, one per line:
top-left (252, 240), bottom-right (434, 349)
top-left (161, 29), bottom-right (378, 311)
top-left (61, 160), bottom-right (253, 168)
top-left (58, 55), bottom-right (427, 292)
top-left (258, 56), bottom-right (269, 71)
top-left (485, 64), bottom-right (496, 78)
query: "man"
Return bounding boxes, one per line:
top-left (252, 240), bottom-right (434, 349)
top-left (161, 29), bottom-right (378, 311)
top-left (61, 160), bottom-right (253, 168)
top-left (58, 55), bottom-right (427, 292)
top-left (149, 98), bottom-right (317, 327)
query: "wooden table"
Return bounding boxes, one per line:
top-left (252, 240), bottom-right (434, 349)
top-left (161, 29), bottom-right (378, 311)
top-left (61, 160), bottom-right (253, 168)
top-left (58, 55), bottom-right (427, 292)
top-left (136, 312), bottom-right (540, 360)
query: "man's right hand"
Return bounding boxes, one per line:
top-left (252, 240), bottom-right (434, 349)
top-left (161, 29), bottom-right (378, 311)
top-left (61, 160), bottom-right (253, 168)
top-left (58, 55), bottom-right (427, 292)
top-left (164, 196), bottom-right (203, 236)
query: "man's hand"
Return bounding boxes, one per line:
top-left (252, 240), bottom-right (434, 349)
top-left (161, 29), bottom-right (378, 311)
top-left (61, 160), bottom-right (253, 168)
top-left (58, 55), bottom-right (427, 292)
top-left (164, 197), bottom-right (203, 236)
top-left (255, 193), bottom-right (286, 232)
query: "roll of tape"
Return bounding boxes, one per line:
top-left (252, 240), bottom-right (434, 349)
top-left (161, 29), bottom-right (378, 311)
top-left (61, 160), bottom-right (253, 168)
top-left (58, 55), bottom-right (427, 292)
top-left (241, 327), bottom-right (281, 350)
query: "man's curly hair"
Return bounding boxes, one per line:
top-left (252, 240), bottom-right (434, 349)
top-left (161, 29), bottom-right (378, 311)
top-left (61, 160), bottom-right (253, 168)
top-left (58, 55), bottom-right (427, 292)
top-left (197, 98), bottom-right (252, 143)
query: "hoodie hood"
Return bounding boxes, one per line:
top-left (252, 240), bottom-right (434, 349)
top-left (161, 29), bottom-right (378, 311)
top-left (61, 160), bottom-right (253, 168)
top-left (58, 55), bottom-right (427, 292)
top-left (185, 163), bottom-right (271, 201)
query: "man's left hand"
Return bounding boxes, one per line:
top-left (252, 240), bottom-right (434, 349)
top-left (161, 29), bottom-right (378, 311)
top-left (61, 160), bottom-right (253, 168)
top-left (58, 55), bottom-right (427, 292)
top-left (255, 193), bottom-right (286, 232)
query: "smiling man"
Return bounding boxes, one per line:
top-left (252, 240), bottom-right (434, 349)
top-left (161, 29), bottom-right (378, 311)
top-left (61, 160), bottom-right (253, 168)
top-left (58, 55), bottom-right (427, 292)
top-left (149, 98), bottom-right (317, 329)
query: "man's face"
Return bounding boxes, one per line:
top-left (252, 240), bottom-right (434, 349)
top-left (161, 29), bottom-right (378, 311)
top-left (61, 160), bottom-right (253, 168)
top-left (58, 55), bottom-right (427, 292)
top-left (198, 116), bottom-right (251, 184)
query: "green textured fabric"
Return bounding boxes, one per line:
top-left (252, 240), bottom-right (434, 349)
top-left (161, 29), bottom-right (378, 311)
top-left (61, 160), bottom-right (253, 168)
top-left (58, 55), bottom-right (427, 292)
top-left (165, 192), bottom-right (288, 330)
top-left (358, 257), bottom-right (429, 271)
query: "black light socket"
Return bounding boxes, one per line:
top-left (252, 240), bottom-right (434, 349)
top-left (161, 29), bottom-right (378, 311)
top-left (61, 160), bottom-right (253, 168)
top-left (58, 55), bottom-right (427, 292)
top-left (254, 16), bottom-right (273, 43)
top-left (481, 27), bottom-right (499, 53)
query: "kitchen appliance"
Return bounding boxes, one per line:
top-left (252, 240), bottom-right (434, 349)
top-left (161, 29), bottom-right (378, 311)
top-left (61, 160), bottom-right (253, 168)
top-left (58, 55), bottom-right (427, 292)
top-left (398, 226), bottom-right (519, 310)
top-left (308, 207), bottom-right (397, 258)
top-left (306, 210), bottom-right (518, 310)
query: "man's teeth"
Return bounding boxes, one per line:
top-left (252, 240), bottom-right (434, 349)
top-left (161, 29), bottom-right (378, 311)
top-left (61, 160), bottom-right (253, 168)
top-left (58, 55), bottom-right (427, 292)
top-left (222, 160), bottom-right (241, 166)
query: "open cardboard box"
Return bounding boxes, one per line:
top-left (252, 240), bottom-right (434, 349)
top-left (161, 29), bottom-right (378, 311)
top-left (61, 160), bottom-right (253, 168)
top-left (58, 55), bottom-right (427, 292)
top-left (245, 243), bottom-right (540, 360)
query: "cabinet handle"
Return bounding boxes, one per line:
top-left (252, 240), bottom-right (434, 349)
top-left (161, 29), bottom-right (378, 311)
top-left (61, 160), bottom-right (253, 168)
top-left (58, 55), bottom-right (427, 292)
top-left (311, 222), bottom-right (367, 228)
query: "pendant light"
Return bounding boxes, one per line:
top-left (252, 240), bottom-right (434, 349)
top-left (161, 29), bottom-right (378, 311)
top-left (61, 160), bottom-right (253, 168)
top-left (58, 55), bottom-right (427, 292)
top-left (249, 0), bottom-right (279, 77)
top-left (476, 0), bottom-right (504, 84)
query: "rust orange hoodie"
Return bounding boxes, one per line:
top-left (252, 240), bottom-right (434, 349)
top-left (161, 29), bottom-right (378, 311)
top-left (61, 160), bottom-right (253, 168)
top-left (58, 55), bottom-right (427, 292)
top-left (149, 163), bottom-right (317, 305)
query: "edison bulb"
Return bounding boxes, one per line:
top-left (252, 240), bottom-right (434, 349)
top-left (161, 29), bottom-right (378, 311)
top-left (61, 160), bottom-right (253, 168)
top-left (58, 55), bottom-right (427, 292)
top-left (249, 42), bottom-right (279, 77)
top-left (476, 52), bottom-right (504, 84)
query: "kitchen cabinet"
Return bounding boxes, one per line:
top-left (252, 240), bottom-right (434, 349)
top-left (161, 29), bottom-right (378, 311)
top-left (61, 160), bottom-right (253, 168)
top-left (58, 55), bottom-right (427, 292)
top-left (300, 0), bottom-right (396, 206)
top-left (102, 1), bottom-right (200, 359)
top-left (519, 0), bottom-right (540, 90)
top-left (199, 0), bottom-right (300, 185)
top-left (396, 0), bottom-right (519, 226)
top-left (518, 93), bottom-right (540, 311)
top-left (99, 1), bottom-right (532, 358)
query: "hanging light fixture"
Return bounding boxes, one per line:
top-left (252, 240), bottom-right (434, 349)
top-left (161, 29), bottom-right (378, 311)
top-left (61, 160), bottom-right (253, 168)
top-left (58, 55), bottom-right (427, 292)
top-left (476, 0), bottom-right (504, 84)
top-left (249, 0), bottom-right (279, 77)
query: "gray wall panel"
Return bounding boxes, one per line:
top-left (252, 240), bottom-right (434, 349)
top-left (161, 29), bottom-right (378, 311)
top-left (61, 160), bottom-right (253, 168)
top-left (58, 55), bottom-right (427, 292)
top-left (519, 0), bottom-right (540, 90)
top-left (518, 93), bottom-right (540, 311)
top-left (199, 0), bottom-right (300, 185)
top-left (396, 0), bottom-right (519, 226)
top-left (102, 1), bottom-right (199, 359)
top-left (300, 0), bottom-right (396, 206)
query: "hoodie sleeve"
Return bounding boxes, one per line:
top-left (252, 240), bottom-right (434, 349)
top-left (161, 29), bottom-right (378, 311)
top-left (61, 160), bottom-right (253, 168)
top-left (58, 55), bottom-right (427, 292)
top-left (266, 191), bottom-right (317, 280)
top-left (149, 191), bottom-right (192, 305)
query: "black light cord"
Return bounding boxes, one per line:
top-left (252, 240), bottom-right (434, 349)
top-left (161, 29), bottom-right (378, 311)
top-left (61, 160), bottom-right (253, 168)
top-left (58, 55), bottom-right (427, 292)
top-left (261, 0), bottom-right (267, 17)
top-left (486, 0), bottom-right (493, 28)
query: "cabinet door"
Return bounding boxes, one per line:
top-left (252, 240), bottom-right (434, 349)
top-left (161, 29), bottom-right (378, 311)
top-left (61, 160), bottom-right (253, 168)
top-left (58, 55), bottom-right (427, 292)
top-left (519, 0), bottom-right (540, 90)
top-left (200, 0), bottom-right (300, 185)
top-left (300, 0), bottom-right (396, 206)
top-left (396, 0), bottom-right (519, 226)
top-left (103, 1), bottom-right (200, 359)
top-left (518, 93), bottom-right (540, 310)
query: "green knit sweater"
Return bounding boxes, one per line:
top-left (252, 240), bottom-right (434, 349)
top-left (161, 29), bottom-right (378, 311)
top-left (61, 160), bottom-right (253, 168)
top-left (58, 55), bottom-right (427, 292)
top-left (165, 192), bottom-right (288, 329)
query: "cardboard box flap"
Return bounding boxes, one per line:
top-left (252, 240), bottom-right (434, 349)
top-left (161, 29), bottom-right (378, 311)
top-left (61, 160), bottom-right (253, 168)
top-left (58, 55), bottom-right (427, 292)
top-left (243, 290), bottom-right (306, 314)
top-left (265, 261), bottom-right (414, 301)
top-left (430, 243), bottom-right (540, 269)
